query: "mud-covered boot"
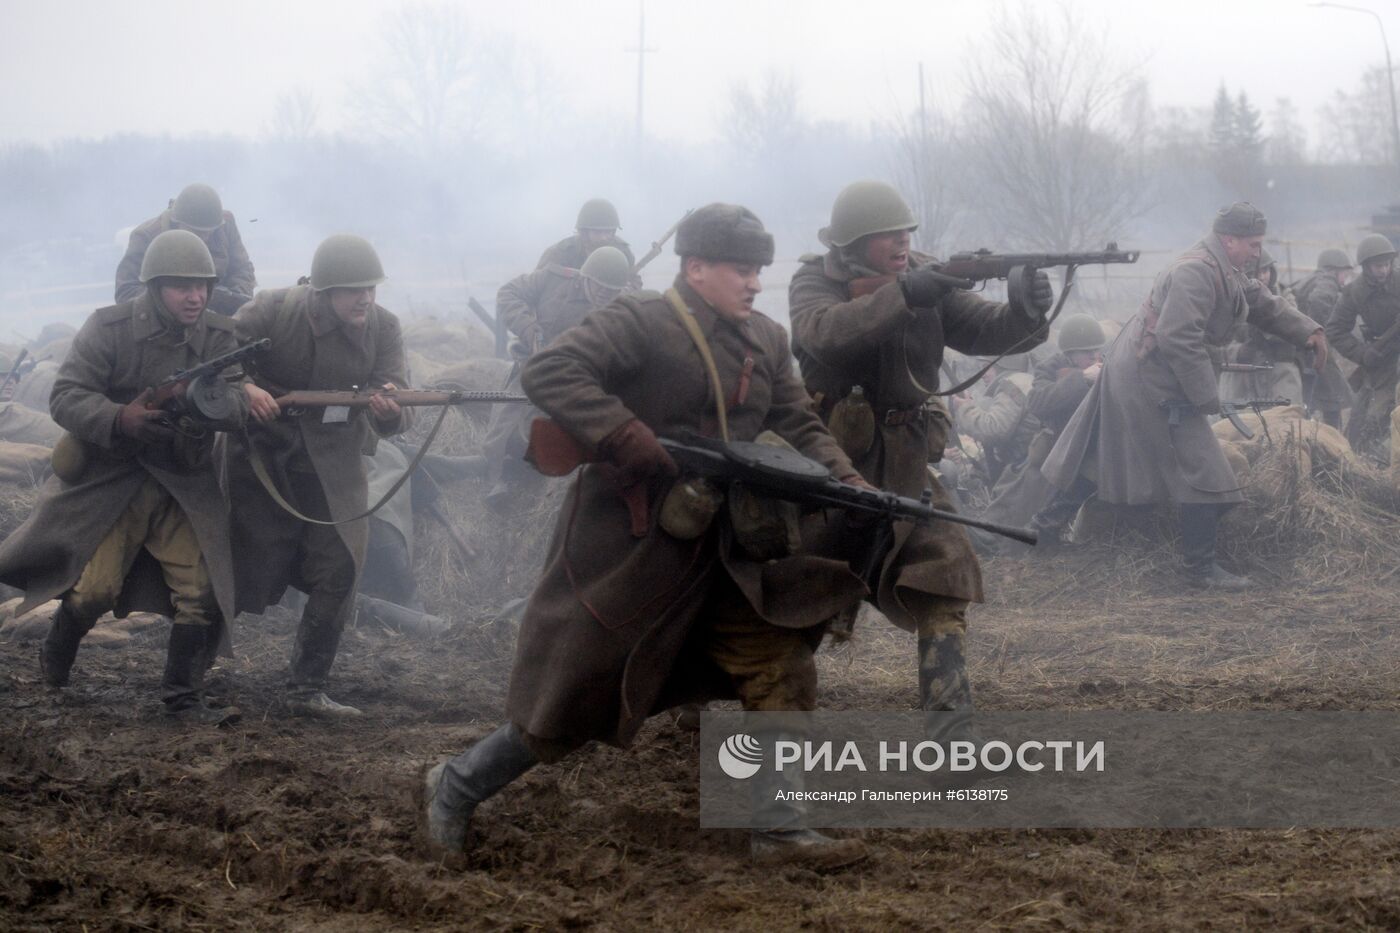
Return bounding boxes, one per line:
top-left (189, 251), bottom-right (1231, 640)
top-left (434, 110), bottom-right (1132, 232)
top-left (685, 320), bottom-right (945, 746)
top-left (422, 723), bottom-right (538, 857)
top-left (162, 623), bottom-right (241, 725)
top-left (748, 730), bottom-right (868, 870)
top-left (39, 604), bottom-right (97, 688)
top-left (1180, 503), bottom-right (1252, 590)
top-left (918, 631), bottom-right (993, 785)
top-left (286, 606), bottom-right (360, 717)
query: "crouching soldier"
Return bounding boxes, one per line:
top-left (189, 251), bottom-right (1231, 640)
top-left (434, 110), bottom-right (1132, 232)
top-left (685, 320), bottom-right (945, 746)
top-left (0, 231), bottom-right (248, 723)
top-left (422, 204), bottom-right (870, 867)
top-left (227, 235), bottom-right (410, 718)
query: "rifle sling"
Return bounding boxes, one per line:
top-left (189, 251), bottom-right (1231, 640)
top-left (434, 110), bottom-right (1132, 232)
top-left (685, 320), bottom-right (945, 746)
top-left (665, 288), bottom-right (731, 442)
top-left (241, 401), bottom-right (452, 526)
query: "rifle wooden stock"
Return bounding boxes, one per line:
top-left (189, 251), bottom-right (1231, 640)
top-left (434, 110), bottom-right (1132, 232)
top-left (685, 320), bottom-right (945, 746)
top-left (275, 388), bottom-right (527, 409)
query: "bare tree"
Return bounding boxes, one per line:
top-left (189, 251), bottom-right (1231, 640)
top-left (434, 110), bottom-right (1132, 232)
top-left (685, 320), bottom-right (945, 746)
top-left (348, 3), bottom-right (497, 155)
top-left (268, 88), bottom-right (320, 142)
top-left (960, 2), bottom-right (1151, 251)
top-left (721, 71), bottom-right (804, 160)
top-left (1267, 98), bottom-right (1308, 166)
top-left (1317, 67), bottom-right (1393, 165)
top-left (884, 71), bottom-right (963, 257)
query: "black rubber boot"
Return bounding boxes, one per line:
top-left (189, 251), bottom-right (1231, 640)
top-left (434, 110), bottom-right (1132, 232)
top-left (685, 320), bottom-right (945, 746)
top-left (39, 604), bottom-right (97, 688)
top-left (423, 723), bottom-right (539, 856)
top-left (748, 729), bottom-right (868, 870)
top-left (1179, 503), bottom-right (1252, 590)
top-left (162, 623), bottom-right (241, 725)
top-left (287, 605), bottom-right (359, 717)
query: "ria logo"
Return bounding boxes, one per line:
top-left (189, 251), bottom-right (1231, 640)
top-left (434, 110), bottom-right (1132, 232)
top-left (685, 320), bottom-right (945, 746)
top-left (718, 733), bottom-right (763, 779)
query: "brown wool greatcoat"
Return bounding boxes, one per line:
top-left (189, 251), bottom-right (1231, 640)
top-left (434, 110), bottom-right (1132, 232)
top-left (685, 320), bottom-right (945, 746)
top-left (1042, 235), bottom-right (1320, 505)
top-left (224, 285), bottom-right (409, 617)
top-left (115, 210), bottom-right (258, 315)
top-left (0, 291), bottom-right (246, 651)
top-left (788, 250), bottom-right (1046, 624)
top-left (506, 279), bottom-right (866, 754)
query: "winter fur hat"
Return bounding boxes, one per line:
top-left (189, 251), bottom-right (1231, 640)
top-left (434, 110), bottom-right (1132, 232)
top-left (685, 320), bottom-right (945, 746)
top-left (1212, 202), bottom-right (1267, 237)
top-left (675, 203), bottom-right (775, 266)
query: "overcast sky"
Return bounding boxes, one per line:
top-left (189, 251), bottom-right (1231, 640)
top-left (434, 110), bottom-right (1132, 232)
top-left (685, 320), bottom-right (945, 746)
top-left (1, 0), bottom-right (1394, 148)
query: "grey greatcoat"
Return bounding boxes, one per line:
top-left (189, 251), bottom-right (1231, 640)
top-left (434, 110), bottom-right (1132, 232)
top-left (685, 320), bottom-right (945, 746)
top-left (115, 210), bottom-right (257, 315)
top-left (0, 292), bottom-right (246, 652)
top-left (507, 279), bottom-right (865, 755)
top-left (788, 249), bottom-right (1045, 625)
top-left (224, 285), bottom-right (409, 618)
top-left (1291, 270), bottom-right (1352, 412)
top-left (1042, 235), bottom-right (1320, 505)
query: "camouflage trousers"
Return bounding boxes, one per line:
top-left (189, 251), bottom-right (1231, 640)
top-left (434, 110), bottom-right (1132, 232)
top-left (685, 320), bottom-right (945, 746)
top-left (64, 476), bottom-right (217, 627)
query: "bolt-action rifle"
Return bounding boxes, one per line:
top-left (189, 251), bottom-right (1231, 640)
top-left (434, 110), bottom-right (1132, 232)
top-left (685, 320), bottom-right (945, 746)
top-left (1220, 362), bottom-right (1275, 374)
top-left (1160, 397), bottom-right (1291, 441)
top-left (272, 387), bottom-right (526, 412)
top-left (632, 209), bottom-right (694, 274)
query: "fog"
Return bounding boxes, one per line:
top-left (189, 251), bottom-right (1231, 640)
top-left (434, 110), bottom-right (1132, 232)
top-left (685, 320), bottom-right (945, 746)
top-left (2, 0), bottom-right (1397, 335)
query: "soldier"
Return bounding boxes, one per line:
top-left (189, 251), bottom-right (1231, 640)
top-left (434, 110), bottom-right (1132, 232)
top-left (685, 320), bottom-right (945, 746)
top-left (1219, 249), bottom-right (1305, 404)
top-left (422, 204), bottom-right (870, 867)
top-left (788, 180), bottom-right (1052, 725)
top-left (227, 234), bottom-right (410, 718)
top-left (0, 231), bottom-right (247, 723)
top-left (115, 184), bottom-right (257, 316)
top-left (951, 354), bottom-right (1038, 487)
top-left (535, 198), bottom-right (637, 271)
top-left (1292, 248), bottom-right (1354, 428)
top-left (1325, 234), bottom-right (1398, 461)
top-left (482, 246), bottom-right (632, 506)
top-left (1042, 203), bottom-right (1326, 589)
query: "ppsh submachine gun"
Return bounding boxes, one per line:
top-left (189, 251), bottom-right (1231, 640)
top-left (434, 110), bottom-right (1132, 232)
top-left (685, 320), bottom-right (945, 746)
top-left (1160, 397), bottom-right (1291, 441)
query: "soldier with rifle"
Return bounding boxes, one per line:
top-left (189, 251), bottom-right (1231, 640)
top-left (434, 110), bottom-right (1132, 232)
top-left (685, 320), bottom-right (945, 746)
top-left (226, 234), bottom-right (411, 719)
top-left (422, 204), bottom-right (888, 868)
top-left (1042, 203), bottom-right (1326, 589)
top-left (482, 246), bottom-right (633, 507)
top-left (116, 184), bottom-right (257, 316)
top-left (1292, 248), bottom-right (1354, 428)
top-left (1220, 249), bottom-right (1306, 404)
top-left (787, 180), bottom-right (1059, 732)
top-left (1325, 234), bottom-right (1400, 462)
top-left (0, 230), bottom-right (250, 723)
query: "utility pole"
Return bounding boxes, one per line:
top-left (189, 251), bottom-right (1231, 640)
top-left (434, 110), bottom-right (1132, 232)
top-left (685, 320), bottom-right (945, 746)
top-left (625, 0), bottom-right (657, 151)
top-left (1312, 3), bottom-right (1400, 191)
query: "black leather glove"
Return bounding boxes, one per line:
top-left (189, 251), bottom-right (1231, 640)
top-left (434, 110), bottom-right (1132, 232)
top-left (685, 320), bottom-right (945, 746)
top-left (117, 388), bottom-right (176, 444)
top-left (899, 267), bottom-right (953, 309)
top-left (1012, 269), bottom-right (1054, 320)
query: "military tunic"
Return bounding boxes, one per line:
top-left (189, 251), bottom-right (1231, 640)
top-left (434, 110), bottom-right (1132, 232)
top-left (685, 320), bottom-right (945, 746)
top-left (535, 234), bottom-right (636, 272)
top-left (1325, 271), bottom-right (1400, 455)
top-left (788, 250), bottom-right (1045, 629)
top-left (1291, 270), bottom-right (1352, 414)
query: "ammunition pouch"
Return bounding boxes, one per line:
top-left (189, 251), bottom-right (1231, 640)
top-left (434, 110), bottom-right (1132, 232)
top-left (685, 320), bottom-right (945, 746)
top-left (826, 388), bottom-right (876, 460)
top-left (924, 398), bottom-right (951, 463)
top-left (726, 431), bottom-right (803, 561)
top-left (51, 432), bottom-right (91, 484)
top-left (658, 475), bottom-right (723, 540)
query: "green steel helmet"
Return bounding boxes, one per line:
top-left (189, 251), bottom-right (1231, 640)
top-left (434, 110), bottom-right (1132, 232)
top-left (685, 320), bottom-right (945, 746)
top-left (1057, 314), bottom-right (1107, 353)
top-left (171, 183), bottom-right (225, 232)
top-left (820, 180), bottom-right (917, 248)
top-left (576, 198), bottom-right (621, 231)
top-left (1316, 247), bottom-right (1353, 271)
top-left (309, 234), bottom-right (387, 290)
top-left (139, 230), bottom-right (218, 282)
top-left (579, 245), bottom-right (631, 289)
top-left (1356, 234), bottom-right (1397, 266)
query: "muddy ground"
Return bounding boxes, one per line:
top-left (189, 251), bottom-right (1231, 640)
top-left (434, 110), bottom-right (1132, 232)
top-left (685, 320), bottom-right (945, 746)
top-left (4, 537), bottom-right (1400, 933)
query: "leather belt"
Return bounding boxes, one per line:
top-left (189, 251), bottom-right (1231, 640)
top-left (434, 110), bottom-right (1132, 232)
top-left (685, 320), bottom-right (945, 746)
top-left (883, 407), bottom-right (925, 426)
